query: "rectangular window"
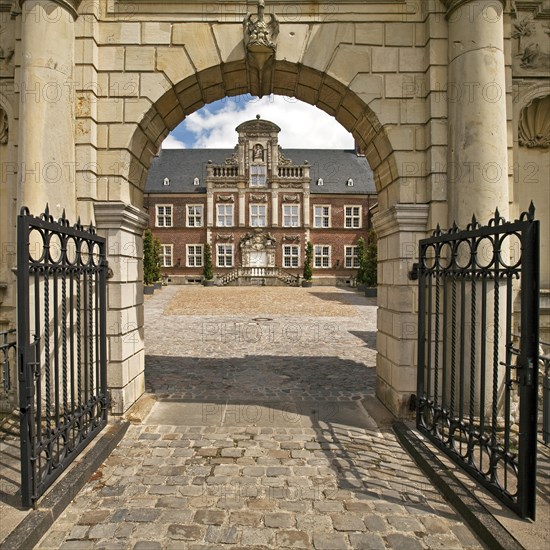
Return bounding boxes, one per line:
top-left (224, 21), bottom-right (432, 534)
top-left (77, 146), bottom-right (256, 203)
top-left (250, 204), bottom-right (267, 227)
top-left (161, 244), bottom-right (173, 267)
top-left (314, 206), bottom-right (330, 228)
top-left (250, 164), bottom-right (267, 186)
top-left (314, 245), bottom-right (331, 268)
top-left (345, 246), bottom-right (360, 268)
top-left (216, 204), bottom-right (234, 227)
top-left (283, 245), bottom-right (300, 268)
top-left (217, 244), bottom-right (234, 268)
top-left (186, 244), bottom-right (203, 268)
top-left (345, 206), bottom-right (361, 229)
top-left (283, 204), bottom-right (300, 227)
top-left (156, 205), bottom-right (173, 227)
top-left (187, 205), bottom-right (203, 227)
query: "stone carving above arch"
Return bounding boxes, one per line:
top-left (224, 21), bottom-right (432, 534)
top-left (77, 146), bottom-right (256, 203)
top-left (518, 95), bottom-right (550, 148)
top-left (0, 107), bottom-right (8, 145)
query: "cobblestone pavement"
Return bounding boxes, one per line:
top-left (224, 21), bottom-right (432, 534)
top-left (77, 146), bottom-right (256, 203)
top-left (36, 286), bottom-right (483, 549)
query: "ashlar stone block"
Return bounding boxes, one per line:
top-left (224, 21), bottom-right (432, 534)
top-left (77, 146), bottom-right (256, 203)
top-left (172, 24), bottom-right (221, 71)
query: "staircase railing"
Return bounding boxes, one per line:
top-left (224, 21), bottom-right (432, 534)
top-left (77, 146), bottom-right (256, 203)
top-left (216, 267), bottom-right (300, 286)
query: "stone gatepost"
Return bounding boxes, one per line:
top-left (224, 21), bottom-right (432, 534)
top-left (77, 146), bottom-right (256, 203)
top-left (444, 0), bottom-right (509, 226)
top-left (444, 0), bottom-right (510, 415)
top-left (94, 202), bottom-right (149, 415)
top-left (17, 0), bottom-right (81, 220)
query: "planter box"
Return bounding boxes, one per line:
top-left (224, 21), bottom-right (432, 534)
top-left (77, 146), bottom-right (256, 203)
top-left (365, 288), bottom-right (377, 298)
top-left (301, 280), bottom-right (313, 288)
top-left (203, 280), bottom-right (217, 287)
top-left (144, 286), bottom-right (155, 295)
top-left (153, 282), bottom-right (162, 290)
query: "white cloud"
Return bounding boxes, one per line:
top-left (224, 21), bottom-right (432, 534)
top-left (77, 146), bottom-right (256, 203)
top-left (161, 135), bottom-right (187, 149)
top-left (180, 96), bottom-right (354, 149)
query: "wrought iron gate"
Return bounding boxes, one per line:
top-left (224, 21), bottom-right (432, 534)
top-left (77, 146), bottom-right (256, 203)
top-left (416, 205), bottom-right (539, 520)
top-left (17, 206), bottom-right (109, 508)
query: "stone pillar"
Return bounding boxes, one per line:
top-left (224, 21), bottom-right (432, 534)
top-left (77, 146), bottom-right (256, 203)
top-left (239, 190), bottom-right (246, 226)
top-left (207, 190), bottom-right (214, 227)
top-left (17, 0), bottom-right (81, 220)
top-left (303, 190), bottom-right (310, 228)
top-left (372, 204), bottom-right (429, 417)
top-left (94, 202), bottom-right (149, 415)
top-left (445, 0), bottom-right (509, 226)
top-left (272, 190), bottom-right (279, 226)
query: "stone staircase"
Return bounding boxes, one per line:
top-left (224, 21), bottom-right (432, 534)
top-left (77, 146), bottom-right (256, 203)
top-left (217, 267), bottom-right (300, 287)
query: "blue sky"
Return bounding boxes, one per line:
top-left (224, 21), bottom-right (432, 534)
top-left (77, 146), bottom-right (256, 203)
top-left (162, 95), bottom-right (354, 150)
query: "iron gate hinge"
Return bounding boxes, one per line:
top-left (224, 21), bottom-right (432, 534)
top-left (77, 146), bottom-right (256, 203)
top-left (409, 263), bottom-right (419, 281)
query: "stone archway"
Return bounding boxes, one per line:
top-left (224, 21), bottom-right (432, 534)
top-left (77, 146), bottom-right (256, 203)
top-left (92, 57), bottom-right (429, 418)
top-left (3, 0), bottom-right (522, 420)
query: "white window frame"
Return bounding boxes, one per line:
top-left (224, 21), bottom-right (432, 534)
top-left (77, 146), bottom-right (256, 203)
top-left (217, 244), bottom-right (234, 268)
top-left (156, 204), bottom-right (173, 227)
top-left (283, 245), bottom-right (300, 268)
top-left (249, 204), bottom-right (267, 227)
top-left (186, 204), bottom-right (204, 227)
top-left (282, 204), bottom-right (300, 228)
top-left (344, 245), bottom-right (360, 268)
top-left (216, 204), bottom-right (234, 227)
top-left (186, 244), bottom-right (203, 268)
top-left (344, 205), bottom-right (361, 229)
top-left (314, 245), bottom-right (331, 269)
top-left (161, 244), bottom-right (173, 267)
top-left (313, 205), bottom-right (331, 228)
top-left (250, 164), bottom-right (267, 187)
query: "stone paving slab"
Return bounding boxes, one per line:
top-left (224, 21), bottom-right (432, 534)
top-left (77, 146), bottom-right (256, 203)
top-left (34, 287), bottom-right (483, 549)
top-left (144, 401), bottom-right (378, 430)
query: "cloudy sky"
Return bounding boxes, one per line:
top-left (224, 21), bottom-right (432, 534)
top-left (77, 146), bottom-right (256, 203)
top-left (162, 95), bottom-right (354, 150)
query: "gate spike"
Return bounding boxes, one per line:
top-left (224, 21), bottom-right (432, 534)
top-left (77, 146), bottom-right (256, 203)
top-left (44, 203), bottom-right (50, 217)
top-left (529, 201), bottom-right (535, 218)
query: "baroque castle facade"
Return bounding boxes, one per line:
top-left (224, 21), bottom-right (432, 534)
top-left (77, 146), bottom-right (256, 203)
top-left (144, 117), bottom-right (377, 285)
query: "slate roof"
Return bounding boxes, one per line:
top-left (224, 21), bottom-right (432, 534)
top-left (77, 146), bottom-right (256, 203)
top-left (145, 149), bottom-right (376, 195)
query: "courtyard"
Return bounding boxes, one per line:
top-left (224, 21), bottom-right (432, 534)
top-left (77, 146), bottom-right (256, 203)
top-left (34, 286), bottom-right (482, 549)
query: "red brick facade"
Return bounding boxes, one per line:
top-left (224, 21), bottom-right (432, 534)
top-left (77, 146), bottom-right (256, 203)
top-left (144, 118), bottom-right (377, 284)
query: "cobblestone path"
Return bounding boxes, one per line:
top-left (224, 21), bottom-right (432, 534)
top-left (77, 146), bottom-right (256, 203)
top-left (37, 287), bottom-right (482, 549)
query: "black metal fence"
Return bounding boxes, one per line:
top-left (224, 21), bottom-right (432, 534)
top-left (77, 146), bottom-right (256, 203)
top-left (1, 328), bottom-right (16, 393)
top-left (416, 205), bottom-right (539, 520)
top-left (17, 206), bottom-right (109, 508)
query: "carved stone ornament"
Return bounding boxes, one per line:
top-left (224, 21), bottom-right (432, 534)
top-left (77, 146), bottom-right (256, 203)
top-left (282, 194), bottom-right (300, 203)
top-left (250, 193), bottom-right (267, 202)
top-left (217, 194), bottom-right (235, 202)
top-left (278, 146), bottom-right (292, 166)
top-left (216, 234), bottom-right (234, 242)
top-left (519, 95), bottom-right (550, 148)
top-left (278, 182), bottom-right (303, 189)
top-left (214, 182), bottom-right (237, 188)
top-left (243, 1), bottom-right (279, 94)
top-left (225, 148), bottom-right (238, 165)
top-left (283, 235), bottom-right (301, 242)
top-left (0, 108), bottom-right (8, 145)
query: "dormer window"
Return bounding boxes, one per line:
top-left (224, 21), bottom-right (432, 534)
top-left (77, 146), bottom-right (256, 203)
top-left (317, 178), bottom-right (324, 186)
top-left (346, 178), bottom-right (354, 187)
top-left (163, 177), bottom-right (170, 186)
top-left (193, 177), bottom-right (200, 186)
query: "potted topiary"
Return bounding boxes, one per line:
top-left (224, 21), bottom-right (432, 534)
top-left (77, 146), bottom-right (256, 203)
top-left (143, 229), bottom-right (156, 294)
top-left (153, 237), bottom-right (163, 289)
top-left (364, 229), bottom-right (377, 297)
top-left (202, 243), bottom-right (216, 286)
top-left (302, 241), bottom-right (313, 287)
top-left (354, 237), bottom-right (368, 292)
